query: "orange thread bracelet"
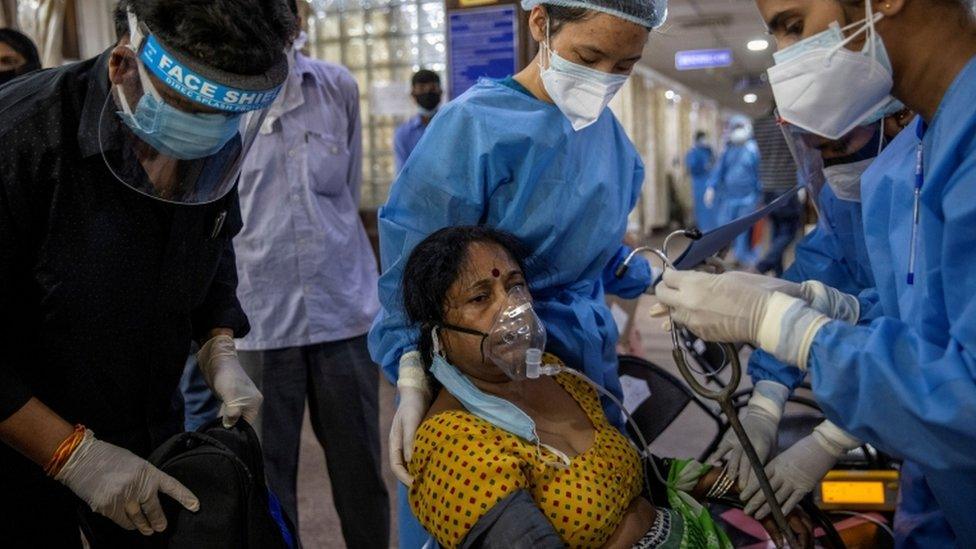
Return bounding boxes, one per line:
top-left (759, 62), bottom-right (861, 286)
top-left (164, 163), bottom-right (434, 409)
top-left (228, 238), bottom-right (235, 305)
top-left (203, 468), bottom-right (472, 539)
top-left (44, 424), bottom-right (85, 477)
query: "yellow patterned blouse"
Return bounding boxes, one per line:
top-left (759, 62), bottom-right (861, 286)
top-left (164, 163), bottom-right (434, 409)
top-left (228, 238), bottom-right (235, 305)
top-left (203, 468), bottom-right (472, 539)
top-left (407, 371), bottom-right (644, 548)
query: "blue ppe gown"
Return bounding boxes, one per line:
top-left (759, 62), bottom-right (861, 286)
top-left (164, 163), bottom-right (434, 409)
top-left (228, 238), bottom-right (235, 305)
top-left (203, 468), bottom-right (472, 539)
top-left (708, 141), bottom-right (762, 265)
top-left (369, 78), bottom-right (651, 548)
top-left (748, 171), bottom-right (954, 547)
top-left (805, 58), bottom-right (976, 546)
top-left (686, 144), bottom-right (716, 231)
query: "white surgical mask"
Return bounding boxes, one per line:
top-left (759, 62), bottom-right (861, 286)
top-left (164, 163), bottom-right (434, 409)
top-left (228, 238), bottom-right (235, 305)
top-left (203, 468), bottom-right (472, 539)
top-left (539, 20), bottom-right (628, 131)
top-left (768, 1), bottom-right (895, 139)
top-left (822, 157), bottom-right (874, 202)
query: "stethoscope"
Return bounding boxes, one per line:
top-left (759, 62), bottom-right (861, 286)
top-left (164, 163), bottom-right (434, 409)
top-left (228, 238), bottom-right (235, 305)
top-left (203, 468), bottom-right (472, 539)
top-left (617, 229), bottom-right (802, 548)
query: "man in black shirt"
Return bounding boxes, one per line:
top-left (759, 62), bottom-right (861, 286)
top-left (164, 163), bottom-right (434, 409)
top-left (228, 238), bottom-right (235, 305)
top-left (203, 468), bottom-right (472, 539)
top-left (0, 1), bottom-right (294, 546)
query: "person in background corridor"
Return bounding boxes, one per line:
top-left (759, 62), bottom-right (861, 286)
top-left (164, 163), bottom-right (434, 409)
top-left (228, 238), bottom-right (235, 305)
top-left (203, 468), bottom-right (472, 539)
top-left (0, 28), bottom-right (41, 86)
top-left (705, 115), bottom-right (762, 267)
top-left (393, 69), bottom-right (442, 171)
top-left (230, 1), bottom-right (390, 546)
top-left (685, 130), bottom-right (716, 231)
top-left (753, 109), bottom-right (801, 275)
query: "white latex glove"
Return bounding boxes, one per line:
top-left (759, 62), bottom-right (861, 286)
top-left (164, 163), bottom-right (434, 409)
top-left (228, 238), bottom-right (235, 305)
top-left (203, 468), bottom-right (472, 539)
top-left (390, 351), bottom-right (432, 486)
top-left (799, 280), bottom-right (860, 324)
top-left (710, 381), bottom-right (789, 489)
top-left (656, 270), bottom-right (832, 369)
top-left (56, 430), bottom-right (199, 535)
top-left (741, 420), bottom-right (861, 518)
top-left (720, 272), bottom-right (806, 300)
top-left (197, 335), bottom-right (263, 428)
top-left (655, 270), bottom-right (771, 344)
top-left (704, 187), bottom-right (716, 208)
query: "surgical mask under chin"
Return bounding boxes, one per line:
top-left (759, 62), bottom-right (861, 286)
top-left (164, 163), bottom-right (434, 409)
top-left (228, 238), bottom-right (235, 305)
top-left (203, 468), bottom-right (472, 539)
top-left (539, 26), bottom-right (627, 131)
top-left (768, 3), bottom-right (894, 140)
top-left (428, 331), bottom-right (571, 468)
top-left (117, 65), bottom-right (242, 160)
top-left (822, 157), bottom-right (874, 202)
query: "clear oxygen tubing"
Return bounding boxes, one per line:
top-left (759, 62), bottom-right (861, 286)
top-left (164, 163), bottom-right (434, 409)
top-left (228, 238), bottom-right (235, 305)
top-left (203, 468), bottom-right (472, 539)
top-left (615, 229), bottom-right (801, 549)
top-left (531, 361), bottom-right (665, 499)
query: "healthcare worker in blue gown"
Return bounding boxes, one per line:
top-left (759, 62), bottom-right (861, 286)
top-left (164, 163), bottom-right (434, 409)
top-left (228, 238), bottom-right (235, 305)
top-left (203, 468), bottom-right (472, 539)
top-left (704, 115), bottom-right (762, 266)
top-left (656, 0), bottom-right (976, 545)
top-left (713, 115), bottom-right (955, 546)
top-left (685, 130), bottom-right (717, 231)
top-left (367, 0), bottom-right (666, 545)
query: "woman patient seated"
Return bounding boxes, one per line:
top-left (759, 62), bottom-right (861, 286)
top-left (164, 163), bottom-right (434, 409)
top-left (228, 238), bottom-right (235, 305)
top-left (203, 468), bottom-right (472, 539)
top-left (401, 226), bottom-right (811, 548)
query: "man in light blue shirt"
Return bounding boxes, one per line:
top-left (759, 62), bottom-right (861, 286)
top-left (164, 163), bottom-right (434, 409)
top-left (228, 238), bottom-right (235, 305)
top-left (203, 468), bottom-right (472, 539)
top-left (393, 69), bottom-right (441, 171)
top-left (231, 22), bottom-right (389, 548)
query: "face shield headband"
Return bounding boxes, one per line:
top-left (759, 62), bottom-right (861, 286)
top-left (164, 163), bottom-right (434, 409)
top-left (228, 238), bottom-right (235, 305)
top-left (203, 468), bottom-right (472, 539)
top-left (98, 11), bottom-right (288, 205)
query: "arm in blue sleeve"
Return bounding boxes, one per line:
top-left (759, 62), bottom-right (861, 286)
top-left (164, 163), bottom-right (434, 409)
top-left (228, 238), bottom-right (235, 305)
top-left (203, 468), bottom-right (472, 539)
top-left (808, 318), bottom-right (976, 472)
top-left (781, 226), bottom-right (869, 294)
top-left (368, 104), bottom-right (490, 382)
top-left (705, 152), bottom-right (724, 192)
top-left (810, 159), bottom-right (976, 471)
top-left (749, 216), bottom-right (875, 389)
top-left (747, 349), bottom-right (806, 392)
top-left (602, 245), bottom-right (652, 299)
top-left (855, 287), bottom-right (883, 323)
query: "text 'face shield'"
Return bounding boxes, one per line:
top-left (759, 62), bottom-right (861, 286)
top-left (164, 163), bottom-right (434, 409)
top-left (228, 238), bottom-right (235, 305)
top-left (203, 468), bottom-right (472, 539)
top-left (99, 12), bottom-right (287, 205)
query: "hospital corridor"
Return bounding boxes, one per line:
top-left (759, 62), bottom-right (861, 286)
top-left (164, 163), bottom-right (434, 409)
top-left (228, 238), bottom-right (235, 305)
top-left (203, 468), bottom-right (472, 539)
top-left (1, 0), bottom-right (974, 547)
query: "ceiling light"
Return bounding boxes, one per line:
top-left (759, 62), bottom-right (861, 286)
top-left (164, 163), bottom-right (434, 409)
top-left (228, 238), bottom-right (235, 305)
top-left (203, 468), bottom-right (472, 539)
top-left (747, 39), bottom-right (769, 52)
top-left (664, 89), bottom-right (676, 100)
top-left (743, 93), bottom-right (758, 104)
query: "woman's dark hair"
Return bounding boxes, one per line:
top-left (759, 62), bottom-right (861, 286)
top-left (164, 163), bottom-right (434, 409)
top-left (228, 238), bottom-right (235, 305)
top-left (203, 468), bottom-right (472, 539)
top-left (0, 28), bottom-right (41, 75)
top-left (546, 5), bottom-right (595, 34)
top-left (112, 0), bottom-right (295, 75)
top-left (402, 226), bottom-right (529, 368)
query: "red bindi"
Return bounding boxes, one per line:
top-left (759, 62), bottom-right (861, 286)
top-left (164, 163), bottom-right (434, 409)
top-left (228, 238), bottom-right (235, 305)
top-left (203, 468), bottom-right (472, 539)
top-left (491, 268), bottom-right (500, 278)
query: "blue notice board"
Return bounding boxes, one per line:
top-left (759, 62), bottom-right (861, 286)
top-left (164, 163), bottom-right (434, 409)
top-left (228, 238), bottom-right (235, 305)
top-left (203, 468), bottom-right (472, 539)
top-left (448, 5), bottom-right (518, 99)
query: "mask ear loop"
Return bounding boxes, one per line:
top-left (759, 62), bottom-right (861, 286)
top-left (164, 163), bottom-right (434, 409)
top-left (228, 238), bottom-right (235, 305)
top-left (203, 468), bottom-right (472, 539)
top-left (537, 15), bottom-right (554, 72)
top-left (431, 326), bottom-right (446, 358)
top-left (827, 6), bottom-right (885, 67)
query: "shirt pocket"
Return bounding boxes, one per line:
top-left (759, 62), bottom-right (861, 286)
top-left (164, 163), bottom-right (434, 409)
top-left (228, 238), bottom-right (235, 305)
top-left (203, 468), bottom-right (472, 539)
top-left (306, 129), bottom-right (350, 197)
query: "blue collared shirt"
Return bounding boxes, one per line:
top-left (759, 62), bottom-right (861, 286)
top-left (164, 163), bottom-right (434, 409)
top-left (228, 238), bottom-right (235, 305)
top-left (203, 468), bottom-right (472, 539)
top-left (393, 114), bottom-right (427, 171)
top-left (233, 53), bottom-right (379, 351)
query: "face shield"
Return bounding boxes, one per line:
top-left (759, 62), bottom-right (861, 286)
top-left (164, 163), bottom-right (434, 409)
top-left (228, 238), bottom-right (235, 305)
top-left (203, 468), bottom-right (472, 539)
top-left (778, 113), bottom-right (882, 229)
top-left (99, 11), bottom-right (288, 205)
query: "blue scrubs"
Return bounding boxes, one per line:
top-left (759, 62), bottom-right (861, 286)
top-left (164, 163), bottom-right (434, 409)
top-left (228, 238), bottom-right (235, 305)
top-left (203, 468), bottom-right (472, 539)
top-left (707, 141), bottom-right (761, 265)
top-left (369, 77), bottom-right (651, 547)
top-left (806, 58), bottom-right (976, 546)
top-left (685, 143), bottom-right (716, 231)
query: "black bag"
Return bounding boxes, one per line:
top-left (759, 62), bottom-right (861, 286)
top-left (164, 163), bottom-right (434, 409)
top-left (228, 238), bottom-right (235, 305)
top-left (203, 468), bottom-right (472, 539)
top-left (146, 419), bottom-right (296, 549)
